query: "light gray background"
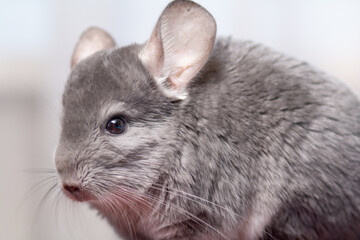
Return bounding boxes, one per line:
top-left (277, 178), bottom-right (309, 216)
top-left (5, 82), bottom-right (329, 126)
top-left (0, 1), bottom-right (359, 239)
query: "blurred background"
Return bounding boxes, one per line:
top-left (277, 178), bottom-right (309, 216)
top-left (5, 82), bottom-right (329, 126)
top-left (0, 0), bottom-right (359, 239)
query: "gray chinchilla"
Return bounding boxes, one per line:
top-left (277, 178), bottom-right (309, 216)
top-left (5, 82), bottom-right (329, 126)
top-left (55, 0), bottom-right (360, 239)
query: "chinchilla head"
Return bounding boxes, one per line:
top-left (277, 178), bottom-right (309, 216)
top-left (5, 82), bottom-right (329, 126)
top-left (55, 0), bottom-right (216, 209)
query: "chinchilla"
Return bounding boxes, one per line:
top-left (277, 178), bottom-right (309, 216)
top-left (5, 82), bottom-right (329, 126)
top-left (54, 0), bottom-right (360, 239)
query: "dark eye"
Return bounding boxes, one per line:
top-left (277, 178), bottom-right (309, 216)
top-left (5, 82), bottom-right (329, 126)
top-left (106, 117), bottom-right (127, 134)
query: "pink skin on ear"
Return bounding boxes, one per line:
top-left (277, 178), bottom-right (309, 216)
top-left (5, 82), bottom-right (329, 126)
top-left (71, 26), bottom-right (116, 68)
top-left (139, 0), bottom-right (216, 100)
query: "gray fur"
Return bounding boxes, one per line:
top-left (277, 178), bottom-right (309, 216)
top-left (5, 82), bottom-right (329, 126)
top-left (55, 2), bottom-right (360, 240)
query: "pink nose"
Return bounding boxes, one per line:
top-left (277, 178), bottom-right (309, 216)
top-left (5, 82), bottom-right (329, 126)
top-left (62, 182), bottom-right (92, 202)
top-left (62, 183), bottom-right (86, 201)
top-left (63, 184), bottom-right (81, 194)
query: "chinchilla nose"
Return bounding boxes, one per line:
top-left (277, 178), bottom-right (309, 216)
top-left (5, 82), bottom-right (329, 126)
top-left (63, 184), bottom-right (81, 194)
top-left (62, 182), bottom-right (90, 202)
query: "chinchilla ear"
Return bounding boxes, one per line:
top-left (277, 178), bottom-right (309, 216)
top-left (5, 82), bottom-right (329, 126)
top-left (71, 26), bottom-right (115, 68)
top-left (139, 0), bottom-right (216, 100)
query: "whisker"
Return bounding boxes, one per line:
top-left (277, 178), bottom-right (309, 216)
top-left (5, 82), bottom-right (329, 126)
top-left (95, 185), bottom-right (136, 238)
top-left (150, 183), bottom-right (240, 219)
top-left (17, 174), bottom-right (58, 215)
top-left (106, 188), bottom-right (148, 239)
top-left (36, 181), bottom-right (59, 215)
top-left (106, 183), bottom-right (230, 239)
top-left (17, 168), bottom-right (57, 175)
top-left (110, 176), bottom-right (244, 222)
top-left (28, 181), bottom-right (59, 233)
top-left (107, 186), bottom-right (195, 238)
top-left (145, 183), bottom-right (276, 239)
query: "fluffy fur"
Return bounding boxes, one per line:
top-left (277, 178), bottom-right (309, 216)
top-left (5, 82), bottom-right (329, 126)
top-left (55, 1), bottom-right (360, 240)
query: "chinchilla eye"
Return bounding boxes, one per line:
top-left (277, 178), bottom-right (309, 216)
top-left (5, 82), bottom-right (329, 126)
top-left (106, 117), bottom-right (127, 134)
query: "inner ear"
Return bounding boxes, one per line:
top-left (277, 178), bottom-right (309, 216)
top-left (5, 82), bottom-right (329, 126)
top-left (139, 0), bottom-right (216, 100)
top-left (71, 27), bottom-right (115, 68)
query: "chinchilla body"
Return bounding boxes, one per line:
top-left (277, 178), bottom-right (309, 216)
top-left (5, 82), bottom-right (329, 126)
top-left (55, 1), bottom-right (360, 239)
top-left (173, 38), bottom-right (360, 239)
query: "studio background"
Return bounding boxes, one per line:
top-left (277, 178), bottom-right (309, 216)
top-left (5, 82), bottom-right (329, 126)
top-left (0, 1), bottom-right (359, 239)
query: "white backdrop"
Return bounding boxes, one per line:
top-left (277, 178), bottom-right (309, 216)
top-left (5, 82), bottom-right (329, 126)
top-left (0, 1), bottom-right (359, 239)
